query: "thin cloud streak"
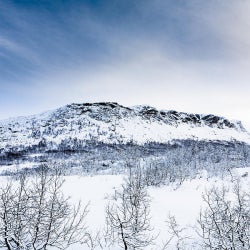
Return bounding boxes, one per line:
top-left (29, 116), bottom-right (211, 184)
top-left (19, 44), bottom-right (250, 130)
top-left (0, 0), bottom-right (250, 130)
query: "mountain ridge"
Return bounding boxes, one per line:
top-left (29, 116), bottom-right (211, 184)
top-left (1, 102), bottom-right (246, 130)
top-left (0, 102), bottom-right (249, 156)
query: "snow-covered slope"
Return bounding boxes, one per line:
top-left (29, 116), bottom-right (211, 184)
top-left (0, 102), bottom-right (249, 153)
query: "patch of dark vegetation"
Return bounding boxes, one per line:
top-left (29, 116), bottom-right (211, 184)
top-left (1, 139), bottom-right (250, 177)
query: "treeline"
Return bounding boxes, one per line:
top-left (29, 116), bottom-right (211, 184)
top-left (1, 140), bottom-right (250, 177)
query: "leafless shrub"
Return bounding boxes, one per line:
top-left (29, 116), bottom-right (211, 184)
top-left (105, 169), bottom-right (154, 249)
top-left (160, 214), bottom-right (191, 250)
top-left (197, 182), bottom-right (250, 250)
top-left (0, 166), bottom-right (90, 250)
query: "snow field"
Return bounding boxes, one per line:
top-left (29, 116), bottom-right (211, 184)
top-left (63, 168), bottom-right (250, 249)
top-left (0, 167), bottom-right (249, 249)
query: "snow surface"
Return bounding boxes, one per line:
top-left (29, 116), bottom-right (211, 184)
top-left (62, 168), bottom-right (250, 249)
top-left (1, 167), bottom-right (249, 249)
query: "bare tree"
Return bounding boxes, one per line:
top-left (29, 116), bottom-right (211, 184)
top-left (0, 166), bottom-right (89, 250)
top-left (163, 214), bottom-right (190, 250)
top-left (105, 169), bottom-right (154, 249)
top-left (197, 182), bottom-right (250, 250)
top-left (0, 175), bottom-right (30, 249)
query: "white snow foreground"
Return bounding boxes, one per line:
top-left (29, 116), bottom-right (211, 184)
top-left (0, 102), bottom-right (250, 150)
top-left (1, 167), bottom-right (249, 249)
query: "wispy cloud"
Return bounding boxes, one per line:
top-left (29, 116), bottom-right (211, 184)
top-left (0, 0), bottom-right (250, 130)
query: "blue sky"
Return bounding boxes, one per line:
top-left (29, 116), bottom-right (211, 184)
top-left (1, 0), bottom-right (250, 130)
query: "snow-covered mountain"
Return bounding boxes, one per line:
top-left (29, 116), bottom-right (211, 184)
top-left (0, 102), bottom-right (250, 154)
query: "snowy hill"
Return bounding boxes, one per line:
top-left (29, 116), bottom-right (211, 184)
top-left (0, 102), bottom-right (249, 152)
top-left (1, 102), bottom-right (250, 174)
